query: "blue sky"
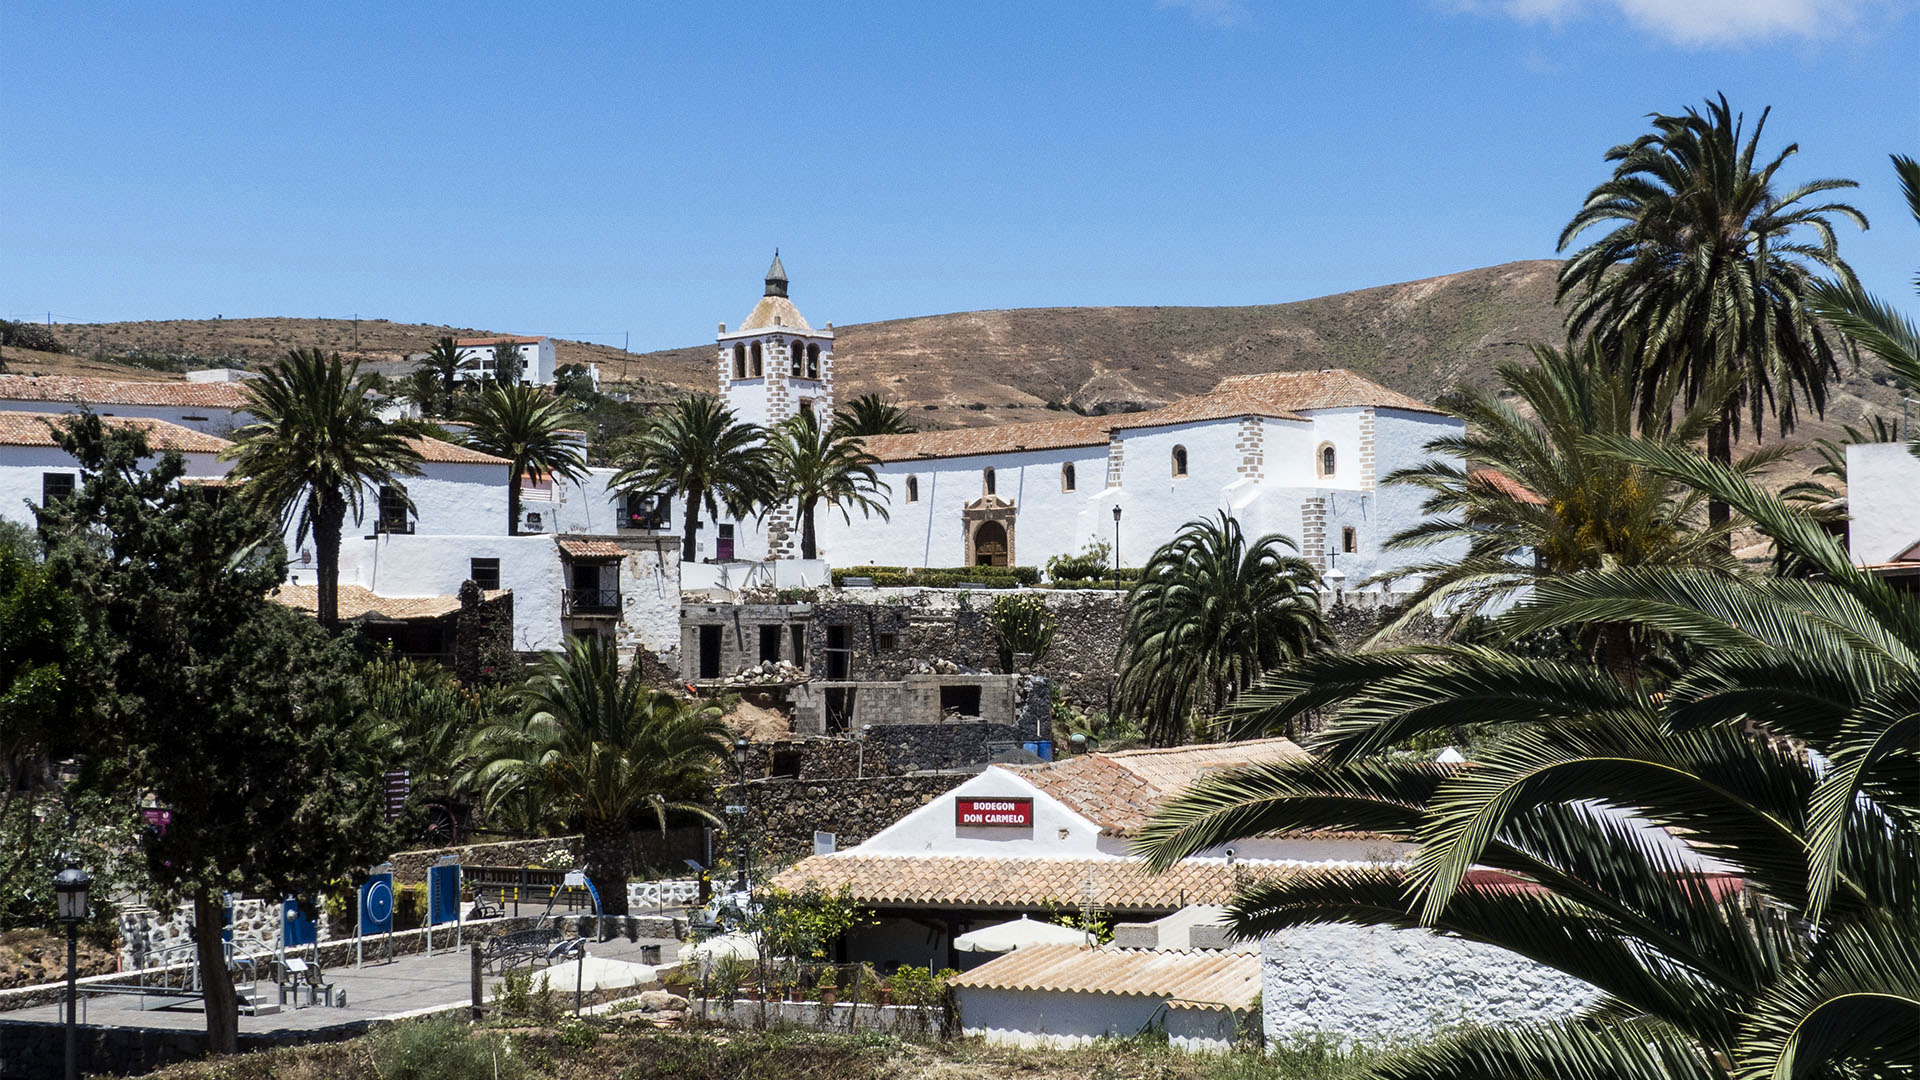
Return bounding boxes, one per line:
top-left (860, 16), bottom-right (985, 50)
top-left (2, 1), bottom-right (1914, 352)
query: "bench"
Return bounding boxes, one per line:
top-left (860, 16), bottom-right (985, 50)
top-left (275, 957), bottom-right (338, 1008)
top-left (480, 927), bottom-right (562, 974)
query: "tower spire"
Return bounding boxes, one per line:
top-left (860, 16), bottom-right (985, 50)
top-left (764, 249), bottom-right (788, 298)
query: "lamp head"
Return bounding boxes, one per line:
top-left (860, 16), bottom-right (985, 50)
top-left (53, 866), bottom-right (91, 924)
top-left (732, 737), bottom-right (750, 766)
top-left (1111, 505), bottom-right (1122, 522)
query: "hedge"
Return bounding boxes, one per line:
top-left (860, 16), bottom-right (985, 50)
top-left (833, 565), bottom-right (1040, 589)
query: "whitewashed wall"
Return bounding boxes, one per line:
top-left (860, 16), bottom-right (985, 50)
top-left (0, 446), bottom-right (232, 529)
top-left (957, 987), bottom-right (1242, 1052)
top-left (1261, 923), bottom-right (1600, 1048)
top-left (857, 768), bottom-right (1107, 856)
top-left (1846, 441), bottom-right (1920, 565)
top-left (335, 461), bottom-right (510, 538)
top-left (616, 538), bottom-right (683, 664)
top-left (293, 533), bottom-right (567, 652)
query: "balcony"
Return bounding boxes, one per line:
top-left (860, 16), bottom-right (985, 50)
top-left (565, 588), bottom-right (621, 616)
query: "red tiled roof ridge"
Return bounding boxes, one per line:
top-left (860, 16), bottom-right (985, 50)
top-left (406, 435), bottom-right (511, 465)
top-left (0, 374), bottom-right (251, 409)
top-left (454, 335), bottom-right (545, 346)
top-left (0, 410), bottom-right (231, 454)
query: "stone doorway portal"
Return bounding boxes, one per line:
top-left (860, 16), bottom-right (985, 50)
top-left (963, 495), bottom-right (1017, 567)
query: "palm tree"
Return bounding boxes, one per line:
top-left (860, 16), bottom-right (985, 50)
top-left (1557, 94), bottom-right (1866, 537)
top-left (770, 409), bottom-right (889, 560)
top-left (462, 636), bottom-right (730, 915)
top-left (1372, 341), bottom-right (1772, 681)
top-left (460, 382), bottom-right (589, 535)
top-left (1115, 513), bottom-right (1326, 746)
top-left (1138, 445), bottom-right (1917, 1080)
top-left (397, 367), bottom-right (444, 417)
top-left (1808, 154), bottom-right (1920, 452)
top-left (832, 393), bottom-right (913, 437)
top-left (224, 349), bottom-right (424, 627)
top-left (418, 335), bottom-right (464, 413)
top-left (611, 396), bottom-right (771, 562)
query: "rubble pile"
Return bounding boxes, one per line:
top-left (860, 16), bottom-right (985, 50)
top-left (909, 658), bottom-right (980, 675)
top-left (718, 659), bottom-right (810, 686)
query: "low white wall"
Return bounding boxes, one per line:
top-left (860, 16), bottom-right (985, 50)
top-left (1847, 441), bottom-right (1920, 565)
top-left (1261, 924), bottom-right (1600, 1047)
top-left (957, 986), bottom-right (1240, 1052)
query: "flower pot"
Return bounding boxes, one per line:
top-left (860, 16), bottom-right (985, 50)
top-left (819, 988), bottom-right (837, 1006)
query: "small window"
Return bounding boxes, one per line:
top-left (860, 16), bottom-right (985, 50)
top-left (1171, 445), bottom-right (1189, 478)
top-left (1061, 463), bottom-right (1076, 492)
top-left (1319, 443), bottom-right (1337, 478)
top-left (749, 342), bottom-right (763, 378)
top-left (1342, 526), bottom-right (1358, 553)
top-left (905, 475), bottom-right (919, 503)
top-left (876, 631), bottom-right (899, 651)
top-left (469, 557), bottom-right (501, 591)
top-left (984, 467), bottom-right (996, 495)
top-left (790, 341), bottom-right (804, 377)
top-left (806, 343), bottom-right (820, 380)
top-left (759, 624), bottom-right (782, 662)
top-left (733, 343), bottom-right (747, 379)
top-left (770, 748), bottom-right (802, 779)
top-left (377, 485), bottom-right (411, 533)
top-left (623, 491), bottom-right (671, 530)
top-left (799, 398), bottom-right (814, 417)
top-left (41, 472), bottom-right (76, 504)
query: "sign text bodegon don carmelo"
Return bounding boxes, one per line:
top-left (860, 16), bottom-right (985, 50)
top-left (955, 797), bottom-right (1034, 827)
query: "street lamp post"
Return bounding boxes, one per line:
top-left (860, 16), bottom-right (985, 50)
top-left (730, 737), bottom-right (751, 893)
top-left (1111, 505), bottom-right (1122, 589)
top-left (54, 866), bottom-right (91, 1080)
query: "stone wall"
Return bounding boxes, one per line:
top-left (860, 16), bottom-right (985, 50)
top-left (863, 722), bottom-right (1035, 773)
top-left (389, 835), bottom-right (582, 883)
top-left (742, 771), bottom-right (972, 862)
top-left (1260, 924), bottom-right (1600, 1048)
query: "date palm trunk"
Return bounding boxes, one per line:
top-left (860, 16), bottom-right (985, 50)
top-left (313, 492), bottom-right (346, 629)
top-left (1708, 412), bottom-right (1733, 554)
top-left (507, 472), bottom-right (523, 536)
top-left (192, 891), bottom-right (239, 1055)
top-left (683, 484), bottom-right (705, 563)
top-left (800, 498), bottom-right (818, 561)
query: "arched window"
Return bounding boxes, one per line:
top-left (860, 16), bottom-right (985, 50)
top-left (905, 475), bottom-right (919, 503)
top-left (984, 467), bottom-right (996, 495)
top-left (790, 340), bottom-right (804, 377)
top-left (733, 343), bottom-right (746, 379)
top-left (1171, 445), bottom-right (1188, 478)
top-left (807, 343), bottom-right (820, 380)
top-left (1061, 462), bottom-right (1076, 492)
top-left (1318, 443), bottom-right (1336, 478)
top-left (1342, 526), bottom-right (1358, 553)
top-left (749, 342), bottom-right (763, 378)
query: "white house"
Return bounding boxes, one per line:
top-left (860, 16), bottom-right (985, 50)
top-left (0, 375), bottom-right (253, 437)
top-left (0, 411), bottom-right (234, 525)
top-left (702, 259), bottom-right (1466, 585)
top-left (1845, 440), bottom-right (1920, 588)
top-left (453, 335), bottom-right (561, 387)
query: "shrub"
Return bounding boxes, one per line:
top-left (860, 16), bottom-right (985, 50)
top-left (0, 319), bottom-right (65, 354)
top-left (1045, 538), bottom-right (1111, 582)
top-left (988, 592), bottom-right (1055, 670)
top-left (367, 1014), bottom-right (523, 1080)
top-left (832, 565), bottom-right (1039, 589)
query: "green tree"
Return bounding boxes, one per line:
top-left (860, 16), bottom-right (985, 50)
top-left (1371, 341), bottom-right (1773, 681)
top-left (1116, 513), bottom-right (1326, 746)
top-left (770, 409), bottom-right (889, 560)
top-left (39, 415), bottom-right (396, 1053)
top-left (1557, 94), bottom-right (1866, 538)
top-left (224, 348), bottom-right (425, 627)
top-left (493, 338), bottom-right (525, 386)
top-left (1139, 444), bottom-right (1918, 1080)
top-left (463, 636), bottom-right (729, 915)
top-left (398, 366), bottom-right (445, 418)
top-left (988, 592), bottom-right (1055, 672)
top-left (418, 335), bottom-right (464, 412)
top-left (460, 382), bottom-right (589, 535)
top-left (1808, 154), bottom-right (1920, 453)
top-left (611, 395), bottom-right (771, 562)
top-left (831, 393), bottom-right (913, 437)
top-left (0, 524), bottom-right (86, 900)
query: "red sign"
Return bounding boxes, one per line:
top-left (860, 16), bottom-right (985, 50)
top-left (956, 797), bottom-right (1034, 827)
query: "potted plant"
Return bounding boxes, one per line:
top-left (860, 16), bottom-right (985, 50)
top-left (817, 966), bottom-right (838, 1006)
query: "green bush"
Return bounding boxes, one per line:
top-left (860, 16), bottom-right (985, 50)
top-left (0, 319), bottom-right (65, 354)
top-left (832, 565), bottom-right (1039, 589)
top-left (367, 1014), bottom-right (523, 1080)
top-left (1046, 539), bottom-right (1112, 582)
top-left (989, 593), bottom-right (1055, 669)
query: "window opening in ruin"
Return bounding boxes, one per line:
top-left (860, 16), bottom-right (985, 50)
top-left (790, 624), bottom-right (807, 667)
top-left (698, 624), bottom-right (723, 680)
top-left (1342, 525), bottom-right (1358, 553)
top-left (876, 631), bottom-right (899, 652)
top-left (770, 748), bottom-right (802, 779)
top-left (940, 684), bottom-right (983, 717)
top-left (1171, 445), bottom-right (1189, 477)
top-left (824, 687), bottom-right (853, 733)
top-left (825, 624), bottom-right (852, 679)
top-left (759, 624), bottom-right (782, 663)
top-left (469, 557), bottom-right (501, 591)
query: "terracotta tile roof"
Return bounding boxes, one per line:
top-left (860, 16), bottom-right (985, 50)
top-left (1008, 738), bottom-right (1310, 836)
top-left (1469, 467), bottom-right (1545, 505)
top-left (407, 436), bottom-right (510, 465)
top-left (861, 414), bottom-right (1118, 463)
top-left (454, 336), bottom-right (545, 347)
top-left (556, 536), bottom-right (627, 559)
top-left (0, 375), bottom-right (251, 409)
top-left (770, 854), bottom-right (1250, 912)
top-left (950, 944), bottom-right (1261, 1011)
top-left (859, 370), bottom-right (1440, 463)
top-left (270, 584), bottom-right (505, 621)
top-left (0, 411), bottom-right (232, 454)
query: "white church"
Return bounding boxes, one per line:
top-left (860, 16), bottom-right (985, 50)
top-left (705, 256), bottom-right (1468, 588)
